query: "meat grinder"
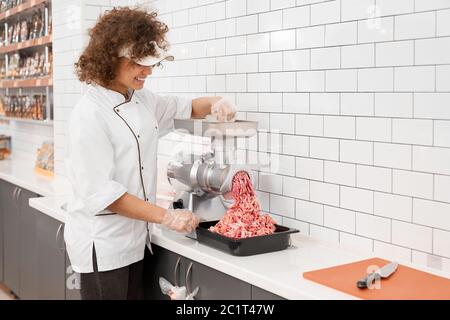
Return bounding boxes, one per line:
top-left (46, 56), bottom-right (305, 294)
top-left (166, 118), bottom-right (258, 223)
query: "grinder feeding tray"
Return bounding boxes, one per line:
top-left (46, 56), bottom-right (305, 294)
top-left (196, 221), bottom-right (299, 256)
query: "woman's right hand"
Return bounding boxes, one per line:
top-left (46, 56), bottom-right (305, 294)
top-left (161, 209), bottom-right (200, 233)
top-left (210, 97), bottom-right (237, 122)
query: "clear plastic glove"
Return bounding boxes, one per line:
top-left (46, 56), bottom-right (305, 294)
top-left (209, 97), bottom-right (237, 122)
top-left (159, 277), bottom-right (187, 300)
top-left (159, 277), bottom-right (199, 300)
top-left (160, 208), bottom-right (200, 233)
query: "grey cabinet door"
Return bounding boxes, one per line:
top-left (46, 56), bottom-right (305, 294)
top-left (145, 245), bottom-right (252, 300)
top-left (65, 252), bottom-right (81, 300)
top-left (184, 259), bottom-right (252, 300)
top-left (36, 213), bottom-right (66, 300)
top-left (18, 188), bottom-right (39, 300)
top-left (0, 181), bottom-right (4, 283)
top-left (2, 181), bottom-right (20, 296)
top-left (144, 245), bottom-right (183, 300)
top-left (251, 286), bottom-right (285, 300)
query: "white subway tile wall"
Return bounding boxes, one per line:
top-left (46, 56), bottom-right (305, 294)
top-left (44, 0), bottom-right (450, 272)
top-left (373, 240), bottom-right (412, 262)
top-left (51, 0), bottom-right (136, 176)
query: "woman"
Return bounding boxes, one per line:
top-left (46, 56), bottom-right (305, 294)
top-left (64, 7), bottom-right (236, 300)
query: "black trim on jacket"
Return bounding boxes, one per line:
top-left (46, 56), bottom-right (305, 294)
top-left (111, 90), bottom-right (148, 202)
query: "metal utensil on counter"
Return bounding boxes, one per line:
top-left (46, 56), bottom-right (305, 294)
top-left (357, 261), bottom-right (398, 289)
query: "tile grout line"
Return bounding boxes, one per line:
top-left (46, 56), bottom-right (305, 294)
top-left (169, 21), bottom-right (450, 47)
top-left (431, 225), bottom-right (435, 256)
top-left (435, 10), bottom-right (438, 37)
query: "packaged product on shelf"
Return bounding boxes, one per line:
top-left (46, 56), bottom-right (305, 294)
top-left (0, 1), bottom-right (6, 13)
top-left (0, 95), bottom-right (5, 115)
top-left (7, 24), bottom-right (14, 44)
top-left (38, 51), bottom-right (45, 75)
top-left (45, 51), bottom-right (52, 75)
top-left (48, 13), bottom-right (52, 35)
top-left (0, 135), bottom-right (12, 161)
top-left (30, 10), bottom-right (38, 39)
top-left (4, 96), bottom-right (12, 115)
top-left (22, 95), bottom-right (31, 118)
top-left (7, 96), bottom-right (18, 117)
top-left (11, 0), bottom-right (21, 11)
top-left (35, 140), bottom-right (54, 176)
top-left (30, 9), bottom-right (44, 40)
top-left (0, 59), bottom-right (5, 79)
top-left (0, 0), bottom-right (12, 13)
top-left (17, 96), bottom-right (24, 117)
top-left (36, 95), bottom-right (46, 120)
top-left (38, 9), bottom-right (45, 37)
top-left (1, 0), bottom-right (24, 12)
top-left (0, 26), bottom-right (5, 47)
top-left (35, 94), bottom-right (46, 119)
top-left (1, 0), bottom-right (22, 12)
top-left (23, 56), bottom-right (31, 77)
top-left (7, 53), bottom-right (19, 78)
top-left (19, 19), bottom-right (29, 42)
top-left (28, 55), bottom-right (33, 76)
top-left (6, 49), bottom-right (49, 79)
top-left (0, 14), bottom-right (44, 45)
top-left (32, 51), bottom-right (40, 76)
top-left (13, 20), bottom-right (20, 43)
top-left (3, 94), bottom-right (47, 120)
top-left (17, 56), bottom-right (24, 77)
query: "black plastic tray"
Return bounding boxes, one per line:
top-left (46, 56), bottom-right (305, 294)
top-left (195, 220), bottom-right (299, 256)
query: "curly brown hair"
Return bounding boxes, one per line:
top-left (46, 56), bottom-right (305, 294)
top-left (75, 7), bottom-right (169, 87)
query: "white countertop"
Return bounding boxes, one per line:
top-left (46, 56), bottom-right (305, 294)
top-left (29, 195), bottom-right (72, 223)
top-left (150, 227), bottom-right (369, 299)
top-left (28, 195), bottom-right (450, 300)
top-left (0, 157), bottom-right (72, 197)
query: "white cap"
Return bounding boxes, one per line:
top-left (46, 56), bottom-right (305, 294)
top-left (119, 41), bottom-right (174, 66)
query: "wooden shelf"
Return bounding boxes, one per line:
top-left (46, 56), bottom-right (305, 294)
top-left (0, 0), bottom-right (53, 129)
top-left (0, 115), bottom-right (53, 126)
top-left (0, 75), bottom-right (52, 88)
top-left (0, 0), bottom-right (48, 21)
top-left (0, 34), bottom-right (51, 54)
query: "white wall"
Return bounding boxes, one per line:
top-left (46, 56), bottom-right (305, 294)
top-left (52, 0), bottom-right (135, 176)
top-left (49, 0), bottom-right (450, 272)
top-left (52, 0), bottom-right (85, 176)
top-left (138, 0), bottom-right (450, 272)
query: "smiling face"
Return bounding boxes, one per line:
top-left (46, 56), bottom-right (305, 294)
top-left (75, 8), bottom-right (170, 90)
top-left (110, 57), bottom-right (153, 95)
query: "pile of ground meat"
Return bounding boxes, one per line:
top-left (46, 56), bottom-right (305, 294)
top-left (209, 171), bottom-right (276, 238)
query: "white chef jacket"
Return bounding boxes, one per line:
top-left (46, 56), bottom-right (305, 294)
top-left (64, 84), bottom-right (192, 273)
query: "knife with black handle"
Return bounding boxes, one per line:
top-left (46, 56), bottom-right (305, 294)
top-left (357, 272), bottom-right (381, 288)
top-left (356, 261), bottom-right (398, 289)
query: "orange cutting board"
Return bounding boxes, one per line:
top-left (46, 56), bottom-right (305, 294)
top-left (303, 257), bottom-right (450, 300)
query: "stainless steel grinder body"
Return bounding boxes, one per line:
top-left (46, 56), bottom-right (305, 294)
top-left (167, 119), bottom-right (258, 222)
